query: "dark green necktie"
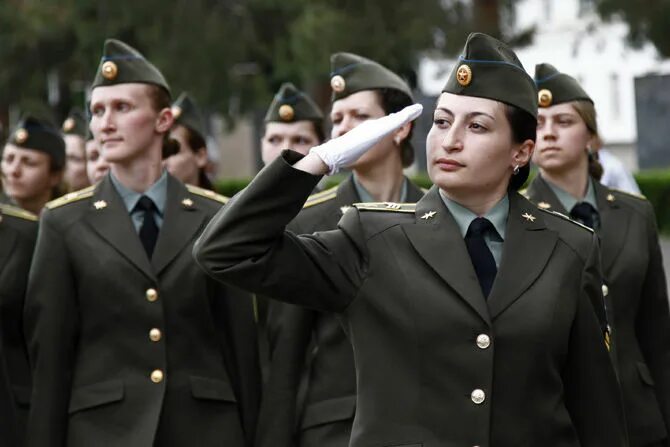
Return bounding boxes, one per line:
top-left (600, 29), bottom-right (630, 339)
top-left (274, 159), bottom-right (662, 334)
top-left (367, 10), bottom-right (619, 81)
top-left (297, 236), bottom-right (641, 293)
top-left (136, 195), bottom-right (159, 258)
top-left (465, 217), bottom-right (497, 298)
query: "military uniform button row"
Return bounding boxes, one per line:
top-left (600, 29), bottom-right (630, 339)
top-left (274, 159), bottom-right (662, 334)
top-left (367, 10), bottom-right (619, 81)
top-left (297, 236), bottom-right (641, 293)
top-left (149, 328), bottom-right (162, 342)
top-left (476, 334), bottom-right (490, 349)
top-left (471, 388), bottom-right (486, 404)
top-left (150, 369), bottom-right (164, 383)
top-left (146, 288), bottom-right (158, 302)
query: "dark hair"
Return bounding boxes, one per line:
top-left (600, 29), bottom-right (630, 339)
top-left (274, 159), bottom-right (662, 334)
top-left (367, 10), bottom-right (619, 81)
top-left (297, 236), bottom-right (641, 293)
top-left (504, 104), bottom-right (537, 191)
top-left (179, 124), bottom-right (213, 189)
top-left (375, 88), bottom-right (415, 167)
top-left (146, 85), bottom-right (181, 158)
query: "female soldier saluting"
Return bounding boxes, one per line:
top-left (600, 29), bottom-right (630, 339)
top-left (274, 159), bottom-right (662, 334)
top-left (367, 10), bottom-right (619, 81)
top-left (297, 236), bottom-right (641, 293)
top-left (195, 33), bottom-right (627, 446)
top-left (527, 62), bottom-right (670, 447)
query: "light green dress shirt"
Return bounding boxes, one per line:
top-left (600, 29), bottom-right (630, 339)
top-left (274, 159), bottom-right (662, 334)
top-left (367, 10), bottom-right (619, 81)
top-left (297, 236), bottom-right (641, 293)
top-left (545, 178), bottom-right (600, 229)
top-left (439, 191), bottom-right (509, 268)
top-left (352, 173), bottom-right (409, 203)
top-left (110, 170), bottom-right (168, 232)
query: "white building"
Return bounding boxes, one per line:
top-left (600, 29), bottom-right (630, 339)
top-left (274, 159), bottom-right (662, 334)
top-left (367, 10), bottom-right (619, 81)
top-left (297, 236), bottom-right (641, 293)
top-left (419, 0), bottom-right (670, 170)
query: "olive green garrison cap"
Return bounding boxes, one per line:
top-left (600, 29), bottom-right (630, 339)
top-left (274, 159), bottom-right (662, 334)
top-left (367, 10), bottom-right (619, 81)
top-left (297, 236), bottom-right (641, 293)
top-left (264, 83), bottom-right (323, 124)
top-left (534, 63), bottom-right (592, 108)
top-left (6, 115), bottom-right (65, 167)
top-left (442, 32), bottom-right (537, 118)
top-left (329, 52), bottom-right (413, 102)
top-left (172, 92), bottom-right (206, 140)
top-left (92, 39), bottom-right (170, 94)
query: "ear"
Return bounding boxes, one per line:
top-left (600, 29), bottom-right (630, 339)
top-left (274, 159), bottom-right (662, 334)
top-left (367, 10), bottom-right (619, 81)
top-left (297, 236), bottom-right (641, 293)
top-left (512, 139), bottom-right (535, 168)
top-left (155, 107), bottom-right (175, 134)
top-left (194, 147), bottom-right (208, 169)
top-left (392, 121), bottom-right (412, 145)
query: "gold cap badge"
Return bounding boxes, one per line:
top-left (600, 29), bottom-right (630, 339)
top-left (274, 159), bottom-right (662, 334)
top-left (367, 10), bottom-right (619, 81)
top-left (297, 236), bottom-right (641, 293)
top-left (171, 105), bottom-right (182, 119)
top-left (278, 104), bottom-right (295, 122)
top-left (330, 75), bottom-right (346, 93)
top-left (101, 61), bottom-right (118, 80)
top-left (538, 89), bottom-right (553, 107)
top-left (62, 118), bottom-right (75, 132)
top-left (14, 128), bottom-right (28, 144)
top-left (456, 64), bottom-right (472, 87)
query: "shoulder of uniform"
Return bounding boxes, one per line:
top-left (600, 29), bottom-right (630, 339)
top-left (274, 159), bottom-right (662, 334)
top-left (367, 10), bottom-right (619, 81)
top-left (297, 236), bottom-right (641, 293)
top-left (0, 203), bottom-right (38, 221)
top-left (610, 188), bottom-right (646, 201)
top-left (353, 202), bottom-right (417, 214)
top-left (185, 184), bottom-right (229, 204)
top-left (537, 207), bottom-right (594, 233)
top-left (518, 188), bottom-right (529, 198)
top-left (420, 187), bottom-right (430, 194)
top-left (45, 186), bottom-right (95, 210)
top-left (303, 185), bottom-right (338, 208)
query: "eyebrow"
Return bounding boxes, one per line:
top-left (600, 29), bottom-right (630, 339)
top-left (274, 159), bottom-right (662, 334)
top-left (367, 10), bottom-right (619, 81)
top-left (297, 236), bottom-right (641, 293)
top-left (434, 107), bottom-right (496, 121)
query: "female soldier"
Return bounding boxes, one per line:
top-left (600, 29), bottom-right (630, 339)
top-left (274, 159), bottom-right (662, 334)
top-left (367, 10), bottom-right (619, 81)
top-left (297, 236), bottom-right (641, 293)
top-left (1, 116), bottom-right (65, 215)
top-left (195, 33), bottom-right (627, 446)
top-left (62, 109), bottom-right (91, 191)
top-left (165, 92), bottom-right (214, 189)
top-left (527, 62), bottom-right (670, 447)
top-left (258, 55), bottom-right (424, 447)
top-left (85, 130), bottom-right (110, 185)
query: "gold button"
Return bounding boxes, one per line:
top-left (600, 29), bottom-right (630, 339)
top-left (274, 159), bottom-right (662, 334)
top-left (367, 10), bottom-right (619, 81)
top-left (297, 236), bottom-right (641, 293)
top-left (602, 284), bottom-right (609, 297)
top-left (149, 328), bottom-right (162, 342)
top-left (150, 369), bottom-right (164, 383)
top-left (101, 61), bottom-right (118, 80)
top-left (330, 75), bottom-right (346, 93)
top-left (278, 104), bottom-right (295, 121)
top-left (146, 288), bottom-right (158, 302)
top-left (538, 88), bottom-right (553, 107)
top-left (476, 334), bottom-right (491, 349)
top-left (471, 389), bottom-right (485, 404)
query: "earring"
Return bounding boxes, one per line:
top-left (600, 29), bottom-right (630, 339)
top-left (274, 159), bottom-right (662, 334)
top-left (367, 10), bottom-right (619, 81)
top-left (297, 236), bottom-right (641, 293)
top-left (513, 164), bottom-right (520, 175)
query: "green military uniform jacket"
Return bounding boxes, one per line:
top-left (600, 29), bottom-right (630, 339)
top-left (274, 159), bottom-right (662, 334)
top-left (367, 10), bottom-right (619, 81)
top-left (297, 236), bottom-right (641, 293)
top-left (527, 174), bottom-right (670, 447)
top-left (0, 203), bottom-right (38, 446)
top-left (256, 176), bottom-right (424, 447)
top-left (195, 151), bottom-right (627, 447)
top-left (24, 174), bottom-right (260, 447)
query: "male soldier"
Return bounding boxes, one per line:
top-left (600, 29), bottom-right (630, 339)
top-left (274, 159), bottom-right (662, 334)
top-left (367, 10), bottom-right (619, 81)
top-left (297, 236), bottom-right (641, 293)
top-left (24, 39), bottom-right (260, 447)
top-left (257, 54), bottom-right (425, 447)
top-left (0, 202), bottom-right (38, 446)
top-left (61, 109), bottom-right (91, 191)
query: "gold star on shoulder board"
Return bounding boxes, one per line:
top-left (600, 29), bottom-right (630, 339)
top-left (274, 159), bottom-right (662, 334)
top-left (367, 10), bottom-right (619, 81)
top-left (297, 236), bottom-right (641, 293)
top-left (421, 211), bottom-right (436, 220)
top-left (182, 198), bottom-right (194, 208)
top-left (340, 206), bottom-right (351, 215)
top-left (538, 202), bottom-right (551, 209)
top-left (606, 194), bottom-right (615, 202)
top-left (93, 200), bottom-right (107, 210)
top-left (522, 212), bottom-right (536, 222)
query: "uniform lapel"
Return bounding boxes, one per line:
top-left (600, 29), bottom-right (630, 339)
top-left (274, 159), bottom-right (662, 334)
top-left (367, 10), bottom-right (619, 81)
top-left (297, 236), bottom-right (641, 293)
top-left (86, 175), bottom-right (156, 281)
top-left (0, 222), bottom-right (18, 278)
top-left (594, 183), bottom-right (629, 274)
top-left (151, 175), bottom-right (208, 275)
top-left (487, 193), bottom-right (558, 319)
top-left (402, 187), bottom-right (491, 325)
top-left (526, 175), bottom-right (568, 214)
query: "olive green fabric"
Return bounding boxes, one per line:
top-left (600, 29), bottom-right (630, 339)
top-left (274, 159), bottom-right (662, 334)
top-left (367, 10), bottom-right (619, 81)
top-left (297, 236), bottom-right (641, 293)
top-left (534, 63), bottom-right (592, 107)
top-left (92, 39), bottom-right (170, 94)
top-left (6, 116), bottom-right (65, 168)
top-left (442, 32), bottom-right (537, 118)
top-left (329, 52), bottom-right (412, 102)
top-left (264, 83), bottom-right (323, 124)
top-left (172, 92), bottom-right (206, 140)
top-left (62, 109), bottom-right (88, 138)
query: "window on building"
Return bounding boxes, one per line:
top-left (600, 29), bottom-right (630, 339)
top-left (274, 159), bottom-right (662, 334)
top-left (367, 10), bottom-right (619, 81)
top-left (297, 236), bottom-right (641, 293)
top-left (543, 0), bottom-right (552, 21)
top-left (578, 0), bottom-right (594, 17)
top-left (610, 73), bottom-right (621, 119)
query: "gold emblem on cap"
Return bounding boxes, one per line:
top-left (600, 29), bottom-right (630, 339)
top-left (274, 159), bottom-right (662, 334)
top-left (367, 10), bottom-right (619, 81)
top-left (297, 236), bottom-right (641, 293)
top-left (538, 89), bottom-right (553, 107)
top-left (14, 128), bottom-right (28, 144)
top-left (101, 61), bottom-right (118, 80)
top-left (278, 104), bottom-right (295, 122)
top-left (62, 117), bottom-right (75, 132)
top-left (456, 64), bottom-right (472, 87)
top-left (330, 75), bottom-right (346, 93)
top-left (171, 105), bottom-right (182, 119)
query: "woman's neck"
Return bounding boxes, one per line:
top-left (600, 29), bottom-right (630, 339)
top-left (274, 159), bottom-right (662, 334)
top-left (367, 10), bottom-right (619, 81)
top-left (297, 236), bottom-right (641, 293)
top-left (540, 161), bottom-right (590, 200)
top-left (442, 184), bottom-right (508, 217)
top-left (354, 155), bottom-right (405, 203)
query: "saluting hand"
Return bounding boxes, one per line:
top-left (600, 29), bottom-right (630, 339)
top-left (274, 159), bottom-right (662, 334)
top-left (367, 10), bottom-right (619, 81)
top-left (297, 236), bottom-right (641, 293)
top-left (295, 104), bottom-right (423, 175)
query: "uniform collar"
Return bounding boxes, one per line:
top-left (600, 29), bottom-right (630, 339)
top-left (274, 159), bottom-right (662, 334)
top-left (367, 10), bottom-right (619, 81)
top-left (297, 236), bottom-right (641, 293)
top-left (438, 191), bottom-right (508, 240)
top-left (545, 177), bottom-right (598, 212)
top-left (110, 169), bottom-right (168, 216)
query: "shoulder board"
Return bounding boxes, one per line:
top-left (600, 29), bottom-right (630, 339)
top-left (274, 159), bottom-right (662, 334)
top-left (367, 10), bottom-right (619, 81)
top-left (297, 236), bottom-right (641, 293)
top-left (537, 208), bottom-right (594, 233)
top-left (186, 185), bottom-right (229, 204)
top-left (303, 187), bottom-right (337, 208)
top-left (353, 202), bottom-right (417, 213)
top-left (45, 186), bottom-right (95, 210)
top-left (518, 188), bottom-right (529, 198)
top-left (420, 187), bottom-right (430, 194)
top-left (611, 188), bottom-right (646, 200)
top-left (0, 203), bottom-right (38, 221)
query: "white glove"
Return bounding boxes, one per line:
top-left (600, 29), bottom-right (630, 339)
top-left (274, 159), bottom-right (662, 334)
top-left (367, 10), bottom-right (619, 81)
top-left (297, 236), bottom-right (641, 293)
top-left (310, 103), bottom-right (423, 174)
